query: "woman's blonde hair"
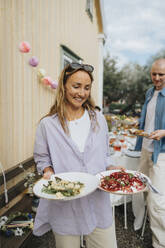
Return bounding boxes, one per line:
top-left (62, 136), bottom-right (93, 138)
top-left (43, 64), bottom-right (97, 133)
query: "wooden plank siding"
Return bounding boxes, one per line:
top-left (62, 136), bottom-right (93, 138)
top-left (0, 0), bottom-right (103, 171)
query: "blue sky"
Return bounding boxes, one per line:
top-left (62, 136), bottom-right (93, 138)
top-left (103, 0), bottom-right (165, 68)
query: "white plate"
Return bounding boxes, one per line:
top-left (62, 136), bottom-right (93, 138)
top-left (96, 170), bottom-right (148, 195)
top-left (33, 172), bottom-right (100, 201)
top-left (124, 150), bottom-right (141, 158)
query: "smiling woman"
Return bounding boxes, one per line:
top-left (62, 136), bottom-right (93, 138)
top-left (33, 62), bottom-right (118, 248)
top-left (65, 70), bottom-right (92, 119)
top-left (42, 63), bottom-right (95, 133)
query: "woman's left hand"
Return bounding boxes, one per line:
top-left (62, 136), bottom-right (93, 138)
top-left (106, 165), bottom-right (125, 171)
top-left (149, 130), bottom-right (165, 140)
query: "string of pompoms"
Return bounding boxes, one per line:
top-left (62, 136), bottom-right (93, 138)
top-left (19, 41), bottom-right (58, 89)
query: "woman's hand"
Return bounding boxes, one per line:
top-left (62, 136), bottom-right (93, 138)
top-left (43, 166), bottom-right (54, 179)
top-left (149, 130), bottom-right (165, 140)
top-left (106, 165), bottom-right (125, 171)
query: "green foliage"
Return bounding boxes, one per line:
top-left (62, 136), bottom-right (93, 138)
top-left (103, 55), bottom-right (126, 103)
top-left (103, 54), bottom-right (153, 115)
top-left (120, 63), bottom-right (152, 114)
top-left (109, 103), bottom-right (126, 111)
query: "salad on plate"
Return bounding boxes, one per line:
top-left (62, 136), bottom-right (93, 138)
top-left (96, 170), bottom-right (147, 195)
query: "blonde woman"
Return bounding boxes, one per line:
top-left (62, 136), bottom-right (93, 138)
top-left (33, 63), bottom-right (118, 248)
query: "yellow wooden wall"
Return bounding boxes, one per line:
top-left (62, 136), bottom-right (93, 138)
top-left (0, 0), bottom-right (102, 170)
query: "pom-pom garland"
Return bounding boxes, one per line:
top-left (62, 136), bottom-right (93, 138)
top-left (40, 75), bottom-right (58, 89)
top-left (18, 41), bottom-right (58, 89)
top-left (29, 56), bottom-right (39, 67)
top-left (19, 41), bottom-right (31, 53)
top-left (37, 68), bottom-right (46, 78)
top-left (50, 80), bottom-right (58, 89)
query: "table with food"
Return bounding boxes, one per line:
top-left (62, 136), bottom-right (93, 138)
top-left (103, 115), bottom-right (146, 229)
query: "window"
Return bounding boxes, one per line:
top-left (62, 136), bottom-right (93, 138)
top-left (86, 0), bottom-right (93, 21)
top-left (61, 45), bottom-right (82, 69)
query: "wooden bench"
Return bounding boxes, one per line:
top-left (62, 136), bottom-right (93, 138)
top-left (0, 194), bottom-right (34, 248)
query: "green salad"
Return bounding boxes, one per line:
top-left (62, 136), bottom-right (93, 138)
top-left (42, 177), bottom-right (84, 198)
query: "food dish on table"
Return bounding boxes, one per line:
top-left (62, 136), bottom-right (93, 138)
top-left (96, 170), bottom-right (147, 195)
top-left (33, 172), bottom-right (99, 200)
top-left (128, 129), bottom-right (150, 138)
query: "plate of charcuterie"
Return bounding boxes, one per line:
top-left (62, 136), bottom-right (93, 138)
top-left (96, 170), bottom-right (148, 195)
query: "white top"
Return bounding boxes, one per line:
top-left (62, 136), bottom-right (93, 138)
top-left (68, 110), bottom-right (90, 152)
top-left (142, 90), bottom-right (160, 152)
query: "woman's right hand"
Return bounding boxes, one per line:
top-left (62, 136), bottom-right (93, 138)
top-left (43, 166), bottom-right (54, 179)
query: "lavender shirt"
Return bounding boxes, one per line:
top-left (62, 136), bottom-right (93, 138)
top-left (33, 111), bottom-right (113, 236)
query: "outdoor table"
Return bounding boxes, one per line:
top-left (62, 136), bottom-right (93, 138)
top-left (109, 147), bottom-right (145, 230)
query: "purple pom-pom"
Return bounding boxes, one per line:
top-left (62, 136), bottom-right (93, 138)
top-left (29, 56), bottom-right (39, 67)
top-left (50, 81), bottom-right (58, 89)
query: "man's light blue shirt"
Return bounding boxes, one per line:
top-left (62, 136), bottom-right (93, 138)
top-left (135, 86), bottom-right (165, 163)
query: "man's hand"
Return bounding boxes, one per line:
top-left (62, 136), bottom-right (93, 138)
top-left (43, 166), bottom-right (54, 179)
top-left (149, 130), bottom-right (165, 140)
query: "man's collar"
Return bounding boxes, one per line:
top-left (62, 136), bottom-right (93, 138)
top-left (153, 86), bottom-right (165, 96)
top-left (161, 87), bottom-right (165, 96)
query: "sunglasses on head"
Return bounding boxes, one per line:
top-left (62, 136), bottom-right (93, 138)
top-left (66, 62), bottom-right (94, 73)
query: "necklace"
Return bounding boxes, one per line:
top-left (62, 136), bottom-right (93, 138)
top-left (66, 108), bottom-right (85, 122)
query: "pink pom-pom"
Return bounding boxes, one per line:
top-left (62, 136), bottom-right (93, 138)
top-left (42, 76), bottom-right (53, 85)
top-left (50, 81), bottom-right (58, 89)
top-left (29, 56), bottom-right (39, 67)
top-left (19, 41), bottom-right (31, 53)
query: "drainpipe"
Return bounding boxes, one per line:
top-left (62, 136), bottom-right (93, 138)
top-left (98, 33), bottom-right (105, 111)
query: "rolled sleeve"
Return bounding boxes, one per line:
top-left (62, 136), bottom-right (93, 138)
top-left (34, 121), bottom-right (52, 174)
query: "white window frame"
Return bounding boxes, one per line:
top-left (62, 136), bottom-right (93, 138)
top-left (61, 45), bottom-right (82, 70)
